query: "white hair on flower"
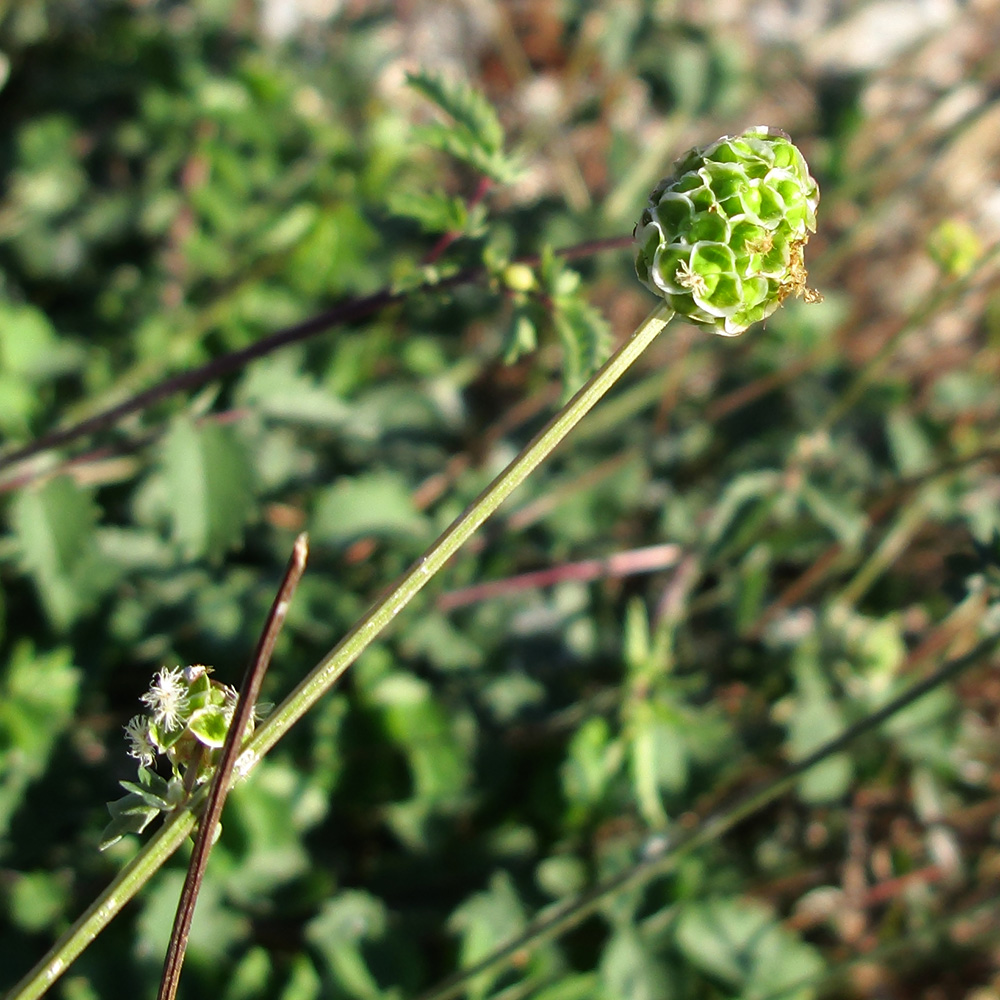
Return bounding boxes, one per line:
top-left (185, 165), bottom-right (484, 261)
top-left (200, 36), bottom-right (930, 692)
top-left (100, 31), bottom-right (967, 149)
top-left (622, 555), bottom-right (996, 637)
top-left (124, 714), bottom-right (156, 767)
top-left (140, 666), bottom-right (190, 730)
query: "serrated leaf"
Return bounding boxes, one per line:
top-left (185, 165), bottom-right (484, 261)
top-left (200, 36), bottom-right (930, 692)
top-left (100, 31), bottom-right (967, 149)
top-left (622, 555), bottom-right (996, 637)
top-left (160, 415), bottom-right (255, 561)
top-left (552, 296), bottom-right (613, 393)
top-left (406, 70), bottom-right (503, 154)
top-left (407, 71), bottom-right (521, 183)
top-left (311, 471), bottom-right (426, 545)
top-left (387, 188), bottom-right (468, 234)
top-left (11, 475), bottom-right (113, 628)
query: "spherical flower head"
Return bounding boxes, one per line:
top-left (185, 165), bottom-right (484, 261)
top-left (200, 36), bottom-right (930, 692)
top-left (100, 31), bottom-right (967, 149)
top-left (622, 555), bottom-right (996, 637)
top-left (634, 126), bottom-right (820, 336)
top-left (124, 714), bottom-right (157, 767)
top-left (140, 666), bottom-right (191, 731)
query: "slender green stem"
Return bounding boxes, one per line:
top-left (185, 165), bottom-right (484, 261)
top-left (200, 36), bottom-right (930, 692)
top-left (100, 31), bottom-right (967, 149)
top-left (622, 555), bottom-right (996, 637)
top-left (4, 301), bottom-right (673, 1000)
top-left (239, 301), bottom-right (674, 767)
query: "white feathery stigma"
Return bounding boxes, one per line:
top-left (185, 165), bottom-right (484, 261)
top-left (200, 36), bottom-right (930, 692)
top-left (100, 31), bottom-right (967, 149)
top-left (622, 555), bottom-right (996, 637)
top-left (140, 666), bottom-right (190, 730)
top-left (124, 714), bottom-right (156, 767)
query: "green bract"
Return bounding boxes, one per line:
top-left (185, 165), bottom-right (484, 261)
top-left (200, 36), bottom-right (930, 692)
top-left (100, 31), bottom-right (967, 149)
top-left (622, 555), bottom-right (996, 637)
top-left (634, 126), bottom-right (820, 336)
top-left (100, 664), bottom-right (248, 849)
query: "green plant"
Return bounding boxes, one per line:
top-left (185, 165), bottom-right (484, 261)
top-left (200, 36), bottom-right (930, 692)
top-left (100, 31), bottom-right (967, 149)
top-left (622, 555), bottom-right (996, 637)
top-left (4, 9), bottom-right (1000, 1000)
top-left (4, 117), bottom-right (828, 1000)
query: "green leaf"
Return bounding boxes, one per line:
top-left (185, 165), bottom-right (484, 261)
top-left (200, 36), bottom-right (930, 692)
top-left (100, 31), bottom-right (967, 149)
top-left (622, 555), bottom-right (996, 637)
top-left (628, 700), bottom-right (688, 827)
top-left (406, 70), bottom-right (521, 183)
top-left (278, 955), bottom-right (323, 1000)
top-left (287, 202), bottom-right (378, 296)
top-left (119, 768), bottom-right (176, 810)
top-left (0, 301), bottom-right (81, 379)
top-left (536, 855), bottom-right (587, 899)
top-left (160, 415), bottom-right (255, 561)
top-left (98, 792), bottom-right (162, 851)
top-left (0, 641), bottom-right (80, 839)
top-left (448, 872), bottom-right (527, 1000)
top-left (188, 705), bottom-right (230, 748)
top-left (7, 870), bottom-right (72, 933)
top-left (799, 482), bottom-right (866, 548)
top-left (785, 640), bottom-right (852, 803)
top-left (885, 409), bottom-right (934, 476)
top-left (530, 975), bottom-right (601, 1000)
top-left (702, 470), bottom-right (782, 559)
top-left (552, 296), bottom-right (613, 393)
top-left (600, 926), bottom-right (671, 1000)
top-left (312, 471), bottom-right (427, 545)
top-left (218, 761), bottom-right (313, 899)
top-left (562, 717), bottom-right (624, 818)
top-left (406, 70), bottom-right (504, 155)
top-left (675, 897), bottom-right (824, 1000)
top-left (370, 671), bottom-right (471, 819)
top-left (387, 189), bottom-right (469, 234)
top-left (221, 948), bottom-right (273, 1000)
top-left (305, 891), bottom-right (388, 1000)
top-left (11, 475), bottom-right (114, 628)
top-left (502, 307), bottom-right (538, 365)
top-left (398, 614), bottom-right (484, 672)
top-left (137, 870), bottom-right (249, 968)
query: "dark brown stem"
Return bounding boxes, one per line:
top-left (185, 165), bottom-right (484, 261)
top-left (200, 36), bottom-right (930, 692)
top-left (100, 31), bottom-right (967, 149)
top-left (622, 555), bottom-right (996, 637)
top-left (0, 236), bottom-right (633, 481)
top-left (156, 533), bottom-right (309, 1000)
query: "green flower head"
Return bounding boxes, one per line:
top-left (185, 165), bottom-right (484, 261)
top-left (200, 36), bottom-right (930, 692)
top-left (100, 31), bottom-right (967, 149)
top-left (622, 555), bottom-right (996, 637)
top-left (634, 126), bottom-right (820, 336)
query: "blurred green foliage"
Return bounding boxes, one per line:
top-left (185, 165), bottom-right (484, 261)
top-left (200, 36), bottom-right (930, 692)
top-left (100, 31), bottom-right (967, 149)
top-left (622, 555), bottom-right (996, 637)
top-left (2, 3), bottom-right (1000, 1000)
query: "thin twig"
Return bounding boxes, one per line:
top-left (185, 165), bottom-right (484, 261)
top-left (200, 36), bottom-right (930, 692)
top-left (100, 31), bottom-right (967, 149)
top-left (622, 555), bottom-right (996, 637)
top-left (0, 236), bottom-right (633, 480)
top-left (155, 533), bottom-right (309, 1000)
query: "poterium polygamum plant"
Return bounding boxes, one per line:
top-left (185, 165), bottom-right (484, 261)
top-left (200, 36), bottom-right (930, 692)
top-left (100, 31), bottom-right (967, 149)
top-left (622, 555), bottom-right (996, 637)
top-left (100, 665), bottom-right (253, 850)
top-left (634, 125), bottom-right (820, 336)
top-left (10, 126), bottom-right (823, 1000)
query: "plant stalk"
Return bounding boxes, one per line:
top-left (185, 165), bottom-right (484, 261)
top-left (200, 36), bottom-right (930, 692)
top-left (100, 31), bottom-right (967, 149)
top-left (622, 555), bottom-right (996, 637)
top-left (5, 301), bottom-right (673, 1000)
top-left (239, 302), bottom-right (674, 766)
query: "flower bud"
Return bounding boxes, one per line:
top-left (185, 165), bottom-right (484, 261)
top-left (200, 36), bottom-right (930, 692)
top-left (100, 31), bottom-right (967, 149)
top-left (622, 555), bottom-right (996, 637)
top-left (634, 126), bottom-right (820, 336)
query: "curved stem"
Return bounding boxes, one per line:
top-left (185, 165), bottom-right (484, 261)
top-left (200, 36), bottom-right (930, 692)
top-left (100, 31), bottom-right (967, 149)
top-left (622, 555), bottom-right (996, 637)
top-left (4, 301), bottom-right (673, 1000)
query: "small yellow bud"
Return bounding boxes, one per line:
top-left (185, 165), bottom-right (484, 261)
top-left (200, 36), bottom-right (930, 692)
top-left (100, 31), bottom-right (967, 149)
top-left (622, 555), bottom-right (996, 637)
top-left (502, 263), bottom-right (536, 293)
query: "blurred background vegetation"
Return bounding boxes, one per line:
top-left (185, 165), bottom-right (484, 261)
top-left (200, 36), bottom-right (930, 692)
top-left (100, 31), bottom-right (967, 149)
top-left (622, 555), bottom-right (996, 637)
top-left (2, 1), bottom-right (1000, 999)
